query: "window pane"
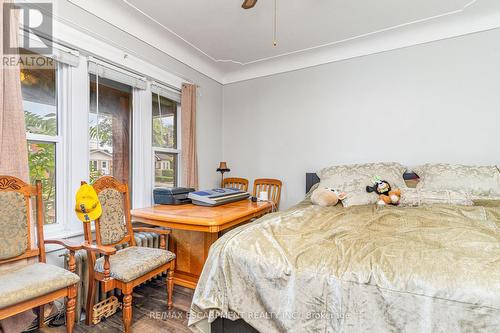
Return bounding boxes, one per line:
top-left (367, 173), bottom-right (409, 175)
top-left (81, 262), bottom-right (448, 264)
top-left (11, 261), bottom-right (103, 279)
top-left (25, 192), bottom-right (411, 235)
top-left (154, 152), bottom-right (176, 188)
top-left (152, 94), bottom-right (177, 149)
top-left (21, 58), bottom-right (57, 136)
top-left (89, 75), bottom-right (132, 185)
top-left (28, 141), bottom-right (56, 225)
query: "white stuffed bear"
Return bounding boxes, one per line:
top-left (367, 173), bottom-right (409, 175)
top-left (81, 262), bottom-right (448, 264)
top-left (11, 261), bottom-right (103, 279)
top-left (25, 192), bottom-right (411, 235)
top-left (311, 188), bottom-right (347, 207)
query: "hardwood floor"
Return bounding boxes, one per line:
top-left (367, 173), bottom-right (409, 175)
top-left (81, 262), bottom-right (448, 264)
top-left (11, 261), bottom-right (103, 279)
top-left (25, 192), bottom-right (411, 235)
top-left (36, 281), bottom-right (194, 333)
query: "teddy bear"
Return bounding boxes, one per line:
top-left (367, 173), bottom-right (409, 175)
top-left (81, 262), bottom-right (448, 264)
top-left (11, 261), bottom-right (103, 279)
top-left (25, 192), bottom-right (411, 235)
top-left (366, 176), bottom-right (401, 205)
top-left (311, 188), bottom-right (347, 207)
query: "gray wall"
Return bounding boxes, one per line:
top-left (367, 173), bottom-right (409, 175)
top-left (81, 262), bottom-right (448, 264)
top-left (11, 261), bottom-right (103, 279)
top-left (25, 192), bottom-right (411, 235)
top-left (223, 29), bottom-right (500, 209)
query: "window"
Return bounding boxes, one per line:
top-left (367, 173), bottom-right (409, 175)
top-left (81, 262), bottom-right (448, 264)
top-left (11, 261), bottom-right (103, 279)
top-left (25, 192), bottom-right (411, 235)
top-left (152, 93), bottom-right (179, 188)
top-left (21, 53), bottom-right (59, 225)
top-left (89, 75), bottom-right (132, 186)
top-left (16, 25), bottom-right (185, 236)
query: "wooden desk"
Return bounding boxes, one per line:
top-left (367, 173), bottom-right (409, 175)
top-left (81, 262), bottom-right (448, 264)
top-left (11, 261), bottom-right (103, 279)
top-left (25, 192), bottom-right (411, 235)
top-left (131, 200), bottom-right (272, 289)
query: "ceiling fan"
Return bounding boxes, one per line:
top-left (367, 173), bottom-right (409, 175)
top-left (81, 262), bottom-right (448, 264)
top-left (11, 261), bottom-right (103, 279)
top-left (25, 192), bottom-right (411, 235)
top-left (242, 0), bottom-right (257, 9)
top-left (242, 0), bottom-right (279, 46)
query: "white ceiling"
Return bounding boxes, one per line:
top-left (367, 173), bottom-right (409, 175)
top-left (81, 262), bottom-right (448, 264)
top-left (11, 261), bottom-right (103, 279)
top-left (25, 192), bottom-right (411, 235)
top-left (66, 0), bottom-right (500, 83)
top-left (124, 0), bottom-right (473, 64)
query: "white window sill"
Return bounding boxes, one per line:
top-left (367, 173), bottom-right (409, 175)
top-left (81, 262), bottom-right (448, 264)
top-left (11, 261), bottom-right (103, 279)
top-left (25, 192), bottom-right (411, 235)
top-left (45, 229), bottom-right (84, 240)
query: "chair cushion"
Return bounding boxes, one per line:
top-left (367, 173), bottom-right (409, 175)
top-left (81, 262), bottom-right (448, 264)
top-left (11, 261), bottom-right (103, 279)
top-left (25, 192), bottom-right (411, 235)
top-left (95, 246), bottom-right (175, 283)
top-left (0, 263), bottom-right (80, 309)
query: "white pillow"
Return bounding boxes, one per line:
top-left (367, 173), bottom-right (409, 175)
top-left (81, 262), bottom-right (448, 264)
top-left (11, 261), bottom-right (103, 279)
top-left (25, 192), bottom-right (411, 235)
top-left (414, 164), bottom-right (500, 199)
top-left (317, 162), bottom-right (407, 207)
top-left (340, 190), bottom-right (381, 208)
top-left (399, 188), bottom-right (473, 207)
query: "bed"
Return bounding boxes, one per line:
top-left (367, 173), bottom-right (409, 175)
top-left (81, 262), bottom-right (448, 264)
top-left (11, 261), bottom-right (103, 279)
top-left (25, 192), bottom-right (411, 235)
top-left (188, 169), bottom-right (500, 333)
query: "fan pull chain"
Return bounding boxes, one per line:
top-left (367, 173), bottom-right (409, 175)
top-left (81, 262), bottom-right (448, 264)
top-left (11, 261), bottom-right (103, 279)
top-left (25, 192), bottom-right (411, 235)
top-left (273, 0), bottom-right (278, 46)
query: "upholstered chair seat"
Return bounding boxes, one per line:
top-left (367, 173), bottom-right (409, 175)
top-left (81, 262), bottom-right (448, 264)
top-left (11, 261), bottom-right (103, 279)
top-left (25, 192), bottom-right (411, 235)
top-left (94, 246), bottom-right (176, 283)
top-left (0, 262), bottom-right (80, 309)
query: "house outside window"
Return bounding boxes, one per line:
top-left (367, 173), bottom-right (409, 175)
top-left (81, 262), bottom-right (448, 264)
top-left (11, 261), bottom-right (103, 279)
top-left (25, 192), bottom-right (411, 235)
top-left (152, 92), bottom-right (180, 188)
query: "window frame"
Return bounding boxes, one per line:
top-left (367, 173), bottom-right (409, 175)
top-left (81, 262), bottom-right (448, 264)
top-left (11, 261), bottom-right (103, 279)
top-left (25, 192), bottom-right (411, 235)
top-left (152, 94), bottom-right (181, 189)
top-left (24, 61), bottom-right (67, 236)
top-left (88, 73), bottom-right (134, 186)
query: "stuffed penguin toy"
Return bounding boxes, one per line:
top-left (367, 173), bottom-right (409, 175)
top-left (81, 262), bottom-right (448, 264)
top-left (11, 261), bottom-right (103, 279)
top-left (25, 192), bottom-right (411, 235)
top-left (366, 176), bottom-right (401, 206)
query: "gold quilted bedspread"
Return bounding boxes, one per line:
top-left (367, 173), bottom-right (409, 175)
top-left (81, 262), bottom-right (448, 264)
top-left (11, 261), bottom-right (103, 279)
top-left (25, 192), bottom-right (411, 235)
top-left (189, 200), bottom-right (500, 333)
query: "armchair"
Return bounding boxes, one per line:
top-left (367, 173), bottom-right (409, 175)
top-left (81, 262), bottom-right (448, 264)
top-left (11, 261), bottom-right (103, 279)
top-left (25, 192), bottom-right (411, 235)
top-left (0, 176), bottom-right (80, 333)
top-left (82, 176), bottom-right (175, 333)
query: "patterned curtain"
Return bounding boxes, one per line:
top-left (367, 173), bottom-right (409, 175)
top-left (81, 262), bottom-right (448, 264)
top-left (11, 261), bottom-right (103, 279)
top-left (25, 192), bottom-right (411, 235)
top-left (181, 83), bottom-right (199, 188)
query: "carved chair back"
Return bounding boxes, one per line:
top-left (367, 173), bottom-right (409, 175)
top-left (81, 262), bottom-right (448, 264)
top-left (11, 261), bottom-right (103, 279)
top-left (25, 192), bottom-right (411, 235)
top-left (222, 177), bottom-right (249, 192)
top-left (0, 176), bottom-right (45, 265)
top-left (82, 176), bottom-right (135, 248)
top-left (252, 178), bottom-right (282, 209)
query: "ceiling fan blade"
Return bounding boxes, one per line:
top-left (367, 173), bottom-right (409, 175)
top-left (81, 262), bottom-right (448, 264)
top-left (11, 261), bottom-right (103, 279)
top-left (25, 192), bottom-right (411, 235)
top-left (242, 0), bottom-right (257, 9)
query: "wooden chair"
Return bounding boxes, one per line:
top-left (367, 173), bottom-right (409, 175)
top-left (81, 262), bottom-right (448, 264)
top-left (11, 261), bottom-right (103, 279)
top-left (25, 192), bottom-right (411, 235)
top-left (252, 178), bottom-right (282, 210)
top-left (222, 177), bottom-right (249, 192)
top-left (82, 176), bottom-right (175, 333)
top-left (0, 176), bottom-right (80, 333)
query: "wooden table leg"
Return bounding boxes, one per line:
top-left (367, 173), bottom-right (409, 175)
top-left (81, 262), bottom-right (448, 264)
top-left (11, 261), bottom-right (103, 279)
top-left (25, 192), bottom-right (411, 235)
top-left (169, 229), bottom-right (219, 289)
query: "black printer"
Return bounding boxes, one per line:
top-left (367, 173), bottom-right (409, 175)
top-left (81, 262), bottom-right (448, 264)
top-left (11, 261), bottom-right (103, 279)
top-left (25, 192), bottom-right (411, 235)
top-left (153, 187), bottom-right (195, 205)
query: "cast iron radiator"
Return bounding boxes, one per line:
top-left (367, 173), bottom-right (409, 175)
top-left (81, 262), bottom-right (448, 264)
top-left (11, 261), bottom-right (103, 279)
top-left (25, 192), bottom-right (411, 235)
top-left (64, 231), bottom-right (167, 322)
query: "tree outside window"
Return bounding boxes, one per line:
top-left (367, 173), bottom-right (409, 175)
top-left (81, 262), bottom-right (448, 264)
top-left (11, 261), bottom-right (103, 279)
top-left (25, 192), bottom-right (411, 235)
top-left (21, 55), bottom-right (58, 225)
